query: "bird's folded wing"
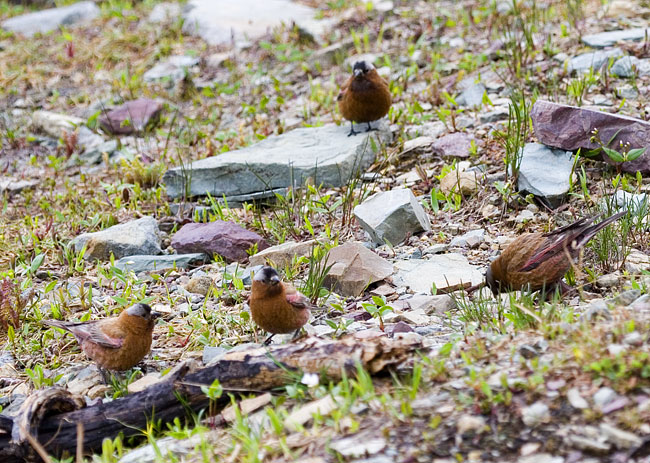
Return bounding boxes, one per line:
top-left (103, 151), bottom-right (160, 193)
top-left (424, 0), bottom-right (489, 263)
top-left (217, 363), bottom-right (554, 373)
top-left (87, 327), bottom-right (124, 349)
top-left (286, 291), bottom-right (311, 310)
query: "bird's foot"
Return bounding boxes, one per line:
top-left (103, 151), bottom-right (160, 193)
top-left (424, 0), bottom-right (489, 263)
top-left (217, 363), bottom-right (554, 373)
top-left (290, 328), bottom-right (305, 342)
top-left (365, 122), bottom-right (378, 132)
top-left (98, 367), bottom-right (112, 385)
top-left (347, 128), bottom-right (359, 137)
top-left (263, 334), bottom-right (275, 346)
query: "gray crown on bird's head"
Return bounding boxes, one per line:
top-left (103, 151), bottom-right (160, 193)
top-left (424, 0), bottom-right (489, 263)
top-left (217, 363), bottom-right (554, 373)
top-left (254, 266), bottom-right (281, 285)
top-left (126, 303), bottom-right (153, 318)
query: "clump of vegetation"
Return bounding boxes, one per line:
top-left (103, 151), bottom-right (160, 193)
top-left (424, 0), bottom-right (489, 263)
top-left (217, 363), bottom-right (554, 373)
top-left (0, 278), bottom-right (25, 332)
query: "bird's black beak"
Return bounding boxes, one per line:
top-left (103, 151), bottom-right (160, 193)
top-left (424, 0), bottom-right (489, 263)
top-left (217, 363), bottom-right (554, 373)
top-left (353, 68), bottom-right (363, 78)
top-left (269, 275), bottom-right (281, 285)
top-left (151, 311), bottom-right (162, 319)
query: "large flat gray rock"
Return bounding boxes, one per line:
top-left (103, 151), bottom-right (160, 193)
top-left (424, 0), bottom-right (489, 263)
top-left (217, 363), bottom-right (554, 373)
top-left (582, 28), bottom-right (650, 48)
top-left (1, 1), bottom-right (99, 37)
top-left (518, 143), bottom-right (574, 208)
top-left (611, 56), bottom-right (650, 77)
top-left (163, 122), bottom-right (391, 199)
top-left (393, 255), bottom-right (483, 294)
top-left (115, 253), bottom-right (208, 273)
top-left (567, 48), bottom-right (622, 73)
top-left (182, 0), bottom-right (329, 46)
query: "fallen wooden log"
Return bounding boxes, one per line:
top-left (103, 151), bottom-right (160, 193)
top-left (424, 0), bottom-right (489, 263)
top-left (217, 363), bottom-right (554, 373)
top-left (0, 334), bottom-right (421, 462)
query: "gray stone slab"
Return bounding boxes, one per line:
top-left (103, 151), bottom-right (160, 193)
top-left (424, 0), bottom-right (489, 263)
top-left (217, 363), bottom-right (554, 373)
top-left (518, 143), bottom-right (574, 208)
top-left (115, 253), bottom-right (208, 273)
top-left (1, 1), bottom-right (99, 37)
top-left (567, 48), bottom-right (623, 73)
top-left (611, 56), bottom-right (650, 77)
top-left (582, 28), bottom-right (650, 48)
top-left (182, 0), bottom-right (330, 46)
top-left (163, 122), bottom-right (391, 199)
top-left (393, 255), bottom-right (483, 294)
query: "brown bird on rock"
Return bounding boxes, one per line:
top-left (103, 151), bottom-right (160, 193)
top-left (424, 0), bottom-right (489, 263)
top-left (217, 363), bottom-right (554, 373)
top-left (485, 212), bottom-right (626, 296)
top-left (45, 303), bottom-right (160, 372)
top-left (338, 60), bottom-right (392, 136)
top-left (249, 266), bottom-right (313, 345)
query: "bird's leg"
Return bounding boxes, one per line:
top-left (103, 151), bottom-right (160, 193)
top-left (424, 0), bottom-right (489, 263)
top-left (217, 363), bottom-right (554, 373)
top-left (347, 121), bottom-right (359, 137)
top-left (98, 367), bottom-right (111, 385)
top-left (291, 328), bottom-right (303, 342)
top-left (365, 122), bottom-right (378, 132)
top-left (263, 334), bottom-right (275, 345)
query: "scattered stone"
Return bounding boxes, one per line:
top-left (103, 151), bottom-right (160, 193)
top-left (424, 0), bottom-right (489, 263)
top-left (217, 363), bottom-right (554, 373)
top-left (285, 395), bottom-right (338, 432)
top-left (182, 0), bottom-right (329, 46)
top-left (519, 344), bottom-right (540, 359)
top-left (99, 98), bottom-right (164, 135)
top-left (323, 242), bottom-right (394, 297)
top-left (248, 240), bottom-right (316, 267)
top-left (581, 300), bottom-right (613, 322)
top-left (623, 331), bottom-right (643, 346)
top-left (630, 293), bottom-right (650, 310)
top-left (608, 344), bottom-right (627, 356)
top-left (114, 253), bottom-right (207, 273)
top-left (171, 221), bottom-right (268, 263)
top-left (432, 132), bottom-right (480, 159)
top-left (456, 83), bottom-right (486, 108)
top-left (456, 414), bottom-right (486, 435)
top-left (148, 2), bottom-right (182, 23)
top-left (70, 216), bottom-right (162, 261)
top-left (601, 397), bottom-right (630, 414)
top-left (565, 434), bottom-right (611, 454)
top-left (385, 321), bottom-right (414, 336)
top-left (518, 143), bottom-right (574, 208)
top-left (521, 401), bottom-right (550, 427)
top-left (567, 388), bottom-right (589, 409)
top-left (611, 56), bottom-right (650, 77)
top-left (480, 106), bottom-right (509, 123)
top-left (593, 387), bottom-right (617, 409)
top-left (596, 272), bottom-right (621, 288)
top-left (518, 454), bottom-right (564, 463)
top-left (0, 178), bottom-right (38, 194)
top-left (406, 294), bottom-right (456, 314)
top-left (600, 423), bottom-right (642, 449)
top-left (127, 373), bottom-right (161, 394)
top-left (393, 254), bottom-right (484, 293)
top-left (531, 100), bottom-right (650, 175)
top-left (119, 435), bottom-right (204, 463)
top-left (1, 1), bottom-right (99, 37)
top-left (566, 48), bottom-right (623, 73)
top-left (202, 346), bottom-right (227, 364)
top-left (79, 140), bottom-right (119, 164)
top-left (610, 289), bottom-right (641, 306)
top-left (449, 229), bottom-right (485, 248)
top-left (616, 83), bottom-right (638, 99)
top-left (582, 28), bottom-right (650, 48)
top-left (516, 209), bottom-right (535, 223)
top-left (330, 435), bottom-right (387, 458)
top-left (439, 169), bottom-right (480, 195)
top-left (612, 190), bottom-right (649, 215)
top-left (164, 122), bottom-right (391, 199)
top-left (354, 188), bottom-right (431, 246)
top-left (143, 55), bottom-right (200, 85)
top-left (32, 110), bottom-right (84, 138)
top-left (185, 275), bottom-right (213, 295)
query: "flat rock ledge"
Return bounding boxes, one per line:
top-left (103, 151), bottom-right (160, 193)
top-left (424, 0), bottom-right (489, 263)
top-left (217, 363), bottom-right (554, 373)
top-left (163, 122), bottom-right (392, 200)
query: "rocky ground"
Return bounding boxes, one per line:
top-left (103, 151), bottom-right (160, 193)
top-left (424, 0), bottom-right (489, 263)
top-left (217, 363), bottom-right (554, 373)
top-left (2, 0), bottom-right (650, 462)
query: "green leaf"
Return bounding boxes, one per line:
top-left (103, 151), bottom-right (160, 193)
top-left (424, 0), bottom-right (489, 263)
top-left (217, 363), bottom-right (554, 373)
top-left (603, 147), bottom-right (624, 163)
top-left (626, 147), bottom-right (646, 161)
top-left (29, 254), bottom-right (45, 274)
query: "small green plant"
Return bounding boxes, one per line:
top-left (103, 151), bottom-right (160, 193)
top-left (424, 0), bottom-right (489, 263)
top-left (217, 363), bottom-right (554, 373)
top-left (25, 364), bottom-right (63, 389)
top-left (361, 295), bottom-right (394, 331)
top-left (588, 128), bottom-right (646, 172)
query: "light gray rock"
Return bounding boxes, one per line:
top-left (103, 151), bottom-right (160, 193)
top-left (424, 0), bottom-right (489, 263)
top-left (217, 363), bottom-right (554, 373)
top-left (202, 346), bottom-right (227, 364)
top-left (330, 435), bottom-right (386, 458)
top-left (354, 188), bottom-right (430, 246)
top-left (518, 454), bottom-right (564, 463)
top-left (405, 294), bottom-right (456, 314)
top-left (1, 1), bottom-right (99, 37)
top-left (79, 140), bottom-right (119, 164)
top-left (449, 229), bottom-right (485, 248)
top-left (566, 48), bottom-right (623, 73)
top-left (248, 240), bottom-right (316, 268)
top-left (70, 216), bottom-right (162, 261)
top-left (612, 190), bottom-right (649, 215)
top-left (182, 0), bottom-right (329, 46)
top-left (393, 254), bottom-right (483, 294)
top-left (600, 423), bottom-right (642, 449)
top-left (143, 55), bottom-right (200, 85)
top-left (163, 122), bottom-right (391, 199)
top-left (518, 143), bottom-right (574, 208)
top-left (594, 387), bottom-right (617, 409)
top-left (456, 83), bottom-right (486, 108)
top-left (119, 435), bottom-right (203, 463)
top-left (32, 110), bottom-right (84, 138)
top-left (567, 388), bottom-right (589, 409)
top-left (115, 253), bottom-right (207, 273)
top-left (611, 56), bottom-right (650, 77)
top-left (617, 83), bottom-right (638, 99)
top-left (582, 28), bottom-right (650, 48)
top-left (480, 106), bottom-right (509, 123)
top-left (0, 178), bottom-right (38, 194)
top-left (521, 401), bottom-right (550, 427)
top-left (148, 2), bottom-right (182, 23)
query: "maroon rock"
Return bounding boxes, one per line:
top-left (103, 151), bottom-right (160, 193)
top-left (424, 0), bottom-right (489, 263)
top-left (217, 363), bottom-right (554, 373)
top-left (99, 98), bottom-right (163, 135)
top-left (385, 321), bottom-right (414, 337)
top-left (531, 100), bottom-right (650, 174)
top-left (171, 221), bottom-right (268, 263)
top-left (431, 132), bottom-right (482, 158)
